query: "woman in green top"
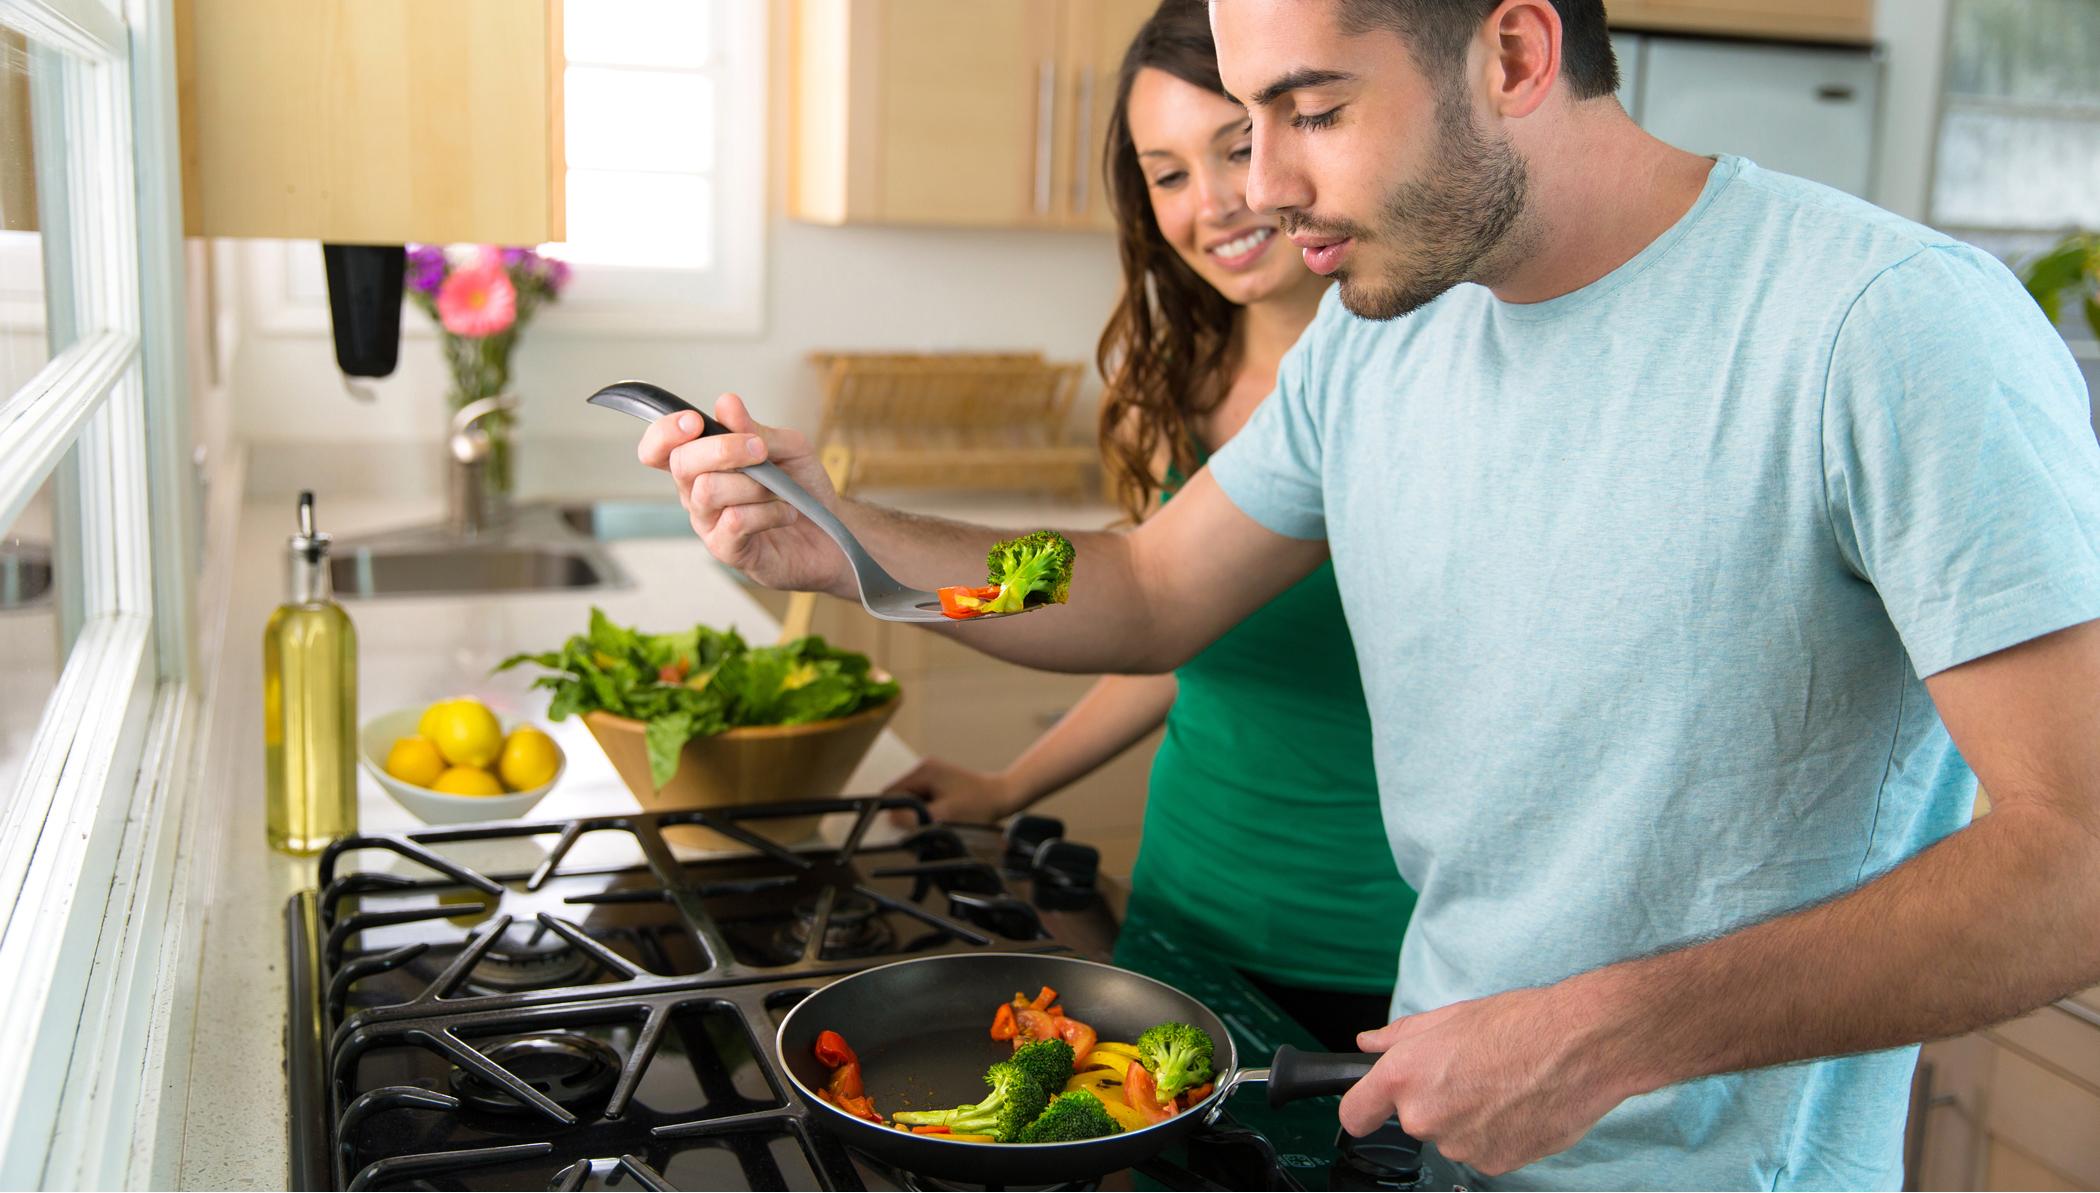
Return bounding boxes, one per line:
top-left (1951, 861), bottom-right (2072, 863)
top-left (883, 0), bottom-right (1415, 1050)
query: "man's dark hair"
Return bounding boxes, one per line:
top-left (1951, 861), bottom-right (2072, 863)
top-left (1338, 0), bottom-right (1620, 99)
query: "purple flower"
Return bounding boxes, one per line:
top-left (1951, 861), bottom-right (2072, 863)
top-left (500, 246), bottom-right (533, 270)
top-left (406, 244), bottom-right (448, 297)
top-left (542, 256), bottom-right (572, 293)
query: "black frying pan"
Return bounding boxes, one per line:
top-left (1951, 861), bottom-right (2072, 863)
top-left (775, 952), bottom-right (1392, 1185)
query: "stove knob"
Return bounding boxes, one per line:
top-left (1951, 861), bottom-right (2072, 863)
top-left (1004, 814), bottom-right (1065, 867)
top-left (1031, 839), bottom-right (1099, 910)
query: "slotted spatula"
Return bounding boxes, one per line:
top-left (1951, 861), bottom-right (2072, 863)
top-left (587, 380), bottom-right (1020, 623)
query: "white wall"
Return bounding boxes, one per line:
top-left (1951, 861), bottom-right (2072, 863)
top-left (230, 219), bottom-right (1123, 500)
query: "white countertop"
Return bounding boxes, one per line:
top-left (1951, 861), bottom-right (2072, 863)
top-left (172, 497), bottom-right (921, 1189)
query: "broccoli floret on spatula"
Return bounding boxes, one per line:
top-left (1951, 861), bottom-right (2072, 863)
top-left (891, 1059), bottom-right (1052, 1142)
top-left (938, 530), bottom-right (1077, 619)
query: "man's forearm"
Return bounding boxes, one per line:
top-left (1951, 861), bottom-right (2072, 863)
top-left (1576, 800), bottom-right (2100, 1100)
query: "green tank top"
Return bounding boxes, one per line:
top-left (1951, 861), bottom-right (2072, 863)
top-left (1111, 457), bottom-right (1416, 994)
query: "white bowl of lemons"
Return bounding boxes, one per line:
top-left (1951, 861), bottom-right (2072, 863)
top-left (359, 698), bottom-right (565, 824)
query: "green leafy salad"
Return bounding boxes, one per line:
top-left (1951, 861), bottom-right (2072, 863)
top-left (498, 608), bottom-right (899, 787)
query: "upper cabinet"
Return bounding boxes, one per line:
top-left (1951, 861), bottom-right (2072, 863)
top-left (177, 0), bottom-right (566, 245)
top-left (1606, 0), bottom-right (1874, 45)
top-left (790, 0), bottom-right (1151, 230)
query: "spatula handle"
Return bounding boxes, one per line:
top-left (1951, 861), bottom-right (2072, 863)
top-left (585, 380), bottom-right (876, 591)
top-left (586, 380), bottom-right (727, 434)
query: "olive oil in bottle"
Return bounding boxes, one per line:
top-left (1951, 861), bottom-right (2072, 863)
top-left (264, 491), bottom-right (357, 854)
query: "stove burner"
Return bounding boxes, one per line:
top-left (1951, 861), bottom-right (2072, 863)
top-left (775, 890), bottom-right (896, 961)
top-left (448, 1033), bottom-right (622, 1116)
top-left (465, 920), bottom-right (595, 992)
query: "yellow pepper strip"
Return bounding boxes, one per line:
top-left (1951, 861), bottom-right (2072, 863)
top-left (1077, 1052), bottom-right (1131, 1079)
top-left (1095, 1088), bottom-right (1151, 1133)
top-left (1093, 1041), bottom-right (1143, 1060)
top-left (1065, 1071), bottom-right (1122, 1095)
top-left (947, 1133), bottom-right (996, 1143)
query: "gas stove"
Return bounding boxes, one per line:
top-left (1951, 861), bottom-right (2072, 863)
top-left (285, 796), bottom-right (1465, 1190)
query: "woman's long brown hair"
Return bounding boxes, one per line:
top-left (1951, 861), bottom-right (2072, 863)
top-left (1096, 0), bottom-right (1241, 523)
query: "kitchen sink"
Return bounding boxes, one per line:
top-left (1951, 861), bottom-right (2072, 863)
top-left (556, 500), bottom-right (693, 542)
top-left (327, 504), bottom-right (632, 599)
top-left (330, 544), bottom-right (628, 598)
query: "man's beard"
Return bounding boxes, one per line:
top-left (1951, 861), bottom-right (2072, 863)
top-left (1290, 88), bottom-right (1530, 321)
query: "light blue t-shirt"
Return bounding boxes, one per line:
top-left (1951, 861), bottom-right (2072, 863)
top-left (1208, 155), bottom-right (2100, 1190)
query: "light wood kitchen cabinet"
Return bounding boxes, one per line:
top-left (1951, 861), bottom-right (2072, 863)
top-left (176, 0), bottom-right (565, 245)
top-left (790, 0), bottom-right (1151, 230)
top-left (1606, 0), bottom-right (1873, 45)
top-left (1909, 990), bottom-right (2100, 1190)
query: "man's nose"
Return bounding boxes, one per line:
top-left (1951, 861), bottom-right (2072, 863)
top-left (1245, 126), bottom-right (1309, 216)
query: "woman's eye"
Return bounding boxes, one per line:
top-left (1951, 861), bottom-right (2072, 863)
top-left (1228, 144), bottom-right (1251, 163)
top-left (1292, 108), bottom-right (1340, 131)
top-left (1149, 171), bottom-right (1186, 189)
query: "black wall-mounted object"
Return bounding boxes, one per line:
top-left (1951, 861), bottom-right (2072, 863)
top-left (321, 243), bottom-right (405, 377)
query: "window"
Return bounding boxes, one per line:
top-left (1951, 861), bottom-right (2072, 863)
top-left (1930, 0), bottom-right (2100, 232)
top-left (0, 0), bottom-right (197, 1183)
top-left (537, 0), bottom-right (767, 335)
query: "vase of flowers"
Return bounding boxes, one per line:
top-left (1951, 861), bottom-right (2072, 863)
top-left (404, 244), bottom-right (571, 505)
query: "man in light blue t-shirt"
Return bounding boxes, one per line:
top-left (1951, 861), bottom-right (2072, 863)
top-left (638, 1), bottom-right (2100, 1188)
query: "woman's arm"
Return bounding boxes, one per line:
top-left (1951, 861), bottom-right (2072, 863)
top-left (884, 673), bottom-right (1179, 822)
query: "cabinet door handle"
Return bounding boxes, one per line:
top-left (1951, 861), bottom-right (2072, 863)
top-left (1035, 59), bottom-right (1056, 216)
top-left (1070, 66), bottom-right (1094, 216)
top-left (1815, 84), bottom-right (1857, 102)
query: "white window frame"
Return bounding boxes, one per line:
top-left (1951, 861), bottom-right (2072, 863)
top-left (0, 0), bottom-right (200, 1185)
top-left (242, 0), bottom-right (768, 342)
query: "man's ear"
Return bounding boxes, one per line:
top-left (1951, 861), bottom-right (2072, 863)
top-left (1481, 0), bottom-right (1562, 119)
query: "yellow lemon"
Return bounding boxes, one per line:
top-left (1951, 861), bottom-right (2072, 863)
top-left (496, 726), bottom-right (561, 792)
top-left (430, 765), bottom-right (506, 797)
top-left (383, 735), bottom-right (447, 788)
top-left (418, 698), bottom-right (504, 768)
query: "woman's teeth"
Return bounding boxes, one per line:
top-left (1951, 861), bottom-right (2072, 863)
top-left (1210, 228), bottom-right (1272, 259)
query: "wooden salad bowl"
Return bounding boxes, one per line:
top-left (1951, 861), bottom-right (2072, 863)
top-left (582, 681), bottom-right (900, 849)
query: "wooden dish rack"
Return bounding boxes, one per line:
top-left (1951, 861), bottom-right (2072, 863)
top-left (810, 351), bottom-right (1098, 499)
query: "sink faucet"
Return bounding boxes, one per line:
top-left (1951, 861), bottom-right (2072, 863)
top-left (448, 394), bottom-right (520, 538)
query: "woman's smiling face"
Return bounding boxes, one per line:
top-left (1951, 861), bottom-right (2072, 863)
top-left (1127, 66), bottom-right (1313, 307)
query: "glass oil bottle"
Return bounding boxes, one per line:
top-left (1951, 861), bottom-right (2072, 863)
top-left (264, 491), bottom-right (358, 853)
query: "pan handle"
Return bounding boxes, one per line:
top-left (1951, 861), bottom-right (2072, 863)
top-left (1265, 1045), bottom-right (1377, 1105)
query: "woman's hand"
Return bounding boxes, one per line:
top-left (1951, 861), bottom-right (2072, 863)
top-left (884, 757), bottom-right (1029, 825)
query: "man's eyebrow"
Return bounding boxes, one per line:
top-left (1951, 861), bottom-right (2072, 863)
top-left (1248, 68), bottom-right (1355, 108)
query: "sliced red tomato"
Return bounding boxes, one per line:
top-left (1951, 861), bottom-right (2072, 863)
top-left (1122, 1060), bottom-right (1174, 1123)
top-left (990, 1002), bottom-right (1019, 1041)
top-left (1054, 1015), bottom-right (1097, 1065)
top-left (1014, 1007), bottom-right (1059, 1044)
top-left (656, 658), bottom-right (692, 683)
top-left (938, 584), bottom-right (1000, 619)
top-left (1028, 985), bottom-right (1059, 1011)
top-left (836, 1093), bottom-right (882, 1122)
top-left (827, 1061), bottom-right (865, 1100)
top-left (813, 1030), bottom-right (857, 1068)
top-left (910, 1124), bottom-right (952, 1134)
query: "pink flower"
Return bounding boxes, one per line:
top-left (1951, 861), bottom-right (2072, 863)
top-left (436, 261), bottom-right (517, 337)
